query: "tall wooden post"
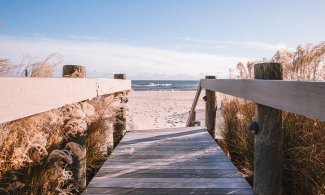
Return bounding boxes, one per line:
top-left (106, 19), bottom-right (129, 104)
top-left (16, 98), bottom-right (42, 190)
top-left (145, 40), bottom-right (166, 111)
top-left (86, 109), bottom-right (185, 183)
top-left (62, 65), bottom-right (87, 190)
top-left (63, 65), bottom-right (86, 78)
top-left (205, 76), bottom-right (216, 139)
top-left (113, 74), bottom-right (127, 147)
top-left (254, 63), bottom-right (283, 195)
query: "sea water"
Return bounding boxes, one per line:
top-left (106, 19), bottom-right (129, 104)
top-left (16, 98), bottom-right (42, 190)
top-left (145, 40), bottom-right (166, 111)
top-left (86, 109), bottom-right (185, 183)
top-left (132, 80), bottom-right (199, 91)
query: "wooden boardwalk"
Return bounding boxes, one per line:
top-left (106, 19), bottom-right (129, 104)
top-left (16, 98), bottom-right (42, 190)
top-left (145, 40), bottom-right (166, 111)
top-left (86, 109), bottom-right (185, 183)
top-left (84, 127), bottom-right (254, 194)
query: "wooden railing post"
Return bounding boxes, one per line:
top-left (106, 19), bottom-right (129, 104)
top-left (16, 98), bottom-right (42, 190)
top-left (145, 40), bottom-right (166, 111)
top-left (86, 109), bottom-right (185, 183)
top-left (63, 65), bottom-right (86, 77)
top-left (205, 76), bottom-right (216, 139)
top-left (113, 74), bottom-right (127, 147)
top-left (186, 84), bottom-right (202, 127)
top-left (254, 63), bottom-right (283, 195)
top-left (188, 111), bottom-right (201, 126)
top-left (62, 65), bottom-right (87, 190)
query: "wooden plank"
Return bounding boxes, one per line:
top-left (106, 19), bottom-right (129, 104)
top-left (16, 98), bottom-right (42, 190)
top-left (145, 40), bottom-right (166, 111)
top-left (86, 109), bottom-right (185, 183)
top-left (0, 78), bottom-right (131, 123)
top-left (108, 153), bottom-right (229, 158)
top-left (106, 158), bottom-right (230, 163)
top-left (95, 172), bottom-right (241, 179)
top-left (201, 79), bottom-right (325, 121)
top-left (98, 165), bottom-right (237, 170)
top-left (105, 161), bottom-right (234, 166)
top-left (87, 178), bottom-right (251, 188)
top-left (114, 146), bottom-right (217, 151)
top-left (84, 127), bottom-right (253, 194)
top-left (84, 187), bottom-right (255, 194)
top-left (95, 168), bottom-right (241, 178)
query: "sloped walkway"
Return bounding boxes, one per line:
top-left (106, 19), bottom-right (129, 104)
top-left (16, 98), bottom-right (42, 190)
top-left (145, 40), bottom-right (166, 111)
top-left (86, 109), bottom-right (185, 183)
top-left (84, 127), bottom-right (254, 194)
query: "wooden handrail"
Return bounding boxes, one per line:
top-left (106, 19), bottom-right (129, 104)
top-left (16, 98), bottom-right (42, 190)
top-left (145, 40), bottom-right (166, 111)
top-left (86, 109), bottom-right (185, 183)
top-left (187, 63), bottom-right (324, 195)
top-left (200, 79), bottom-right (325, 121)
top-left (0, 78), bottom-right (131, 124)
top-left (185, 83), bottom-right (202, 127)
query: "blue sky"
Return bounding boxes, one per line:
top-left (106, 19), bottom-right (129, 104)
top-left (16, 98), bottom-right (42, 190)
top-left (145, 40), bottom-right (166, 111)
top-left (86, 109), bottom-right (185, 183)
top-left (1, 0), bottom-right (325, 79)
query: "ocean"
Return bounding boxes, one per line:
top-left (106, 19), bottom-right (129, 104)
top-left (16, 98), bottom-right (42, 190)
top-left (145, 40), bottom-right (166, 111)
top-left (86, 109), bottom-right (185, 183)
top-left (132, 80), bottom-right (199, 91)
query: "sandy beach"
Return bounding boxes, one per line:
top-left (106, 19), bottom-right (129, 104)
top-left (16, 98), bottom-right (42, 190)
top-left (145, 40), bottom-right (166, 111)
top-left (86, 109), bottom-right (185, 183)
top-left (126, 91), bottom-right (204, 130)
top-left (126, 90), bottom-right (223, 137)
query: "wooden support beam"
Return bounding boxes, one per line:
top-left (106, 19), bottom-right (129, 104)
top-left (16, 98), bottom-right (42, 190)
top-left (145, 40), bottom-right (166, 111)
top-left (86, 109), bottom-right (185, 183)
top-left (205, 76), bottom-right (216, 139)
top-left (114, 74), bottom-right (127, 147)
top-left (188, 111), bottom-right (201, 127)
top-left (253, 63), bottom-right (283, 195)
top-left (186, 84), bottom-right (202, 127)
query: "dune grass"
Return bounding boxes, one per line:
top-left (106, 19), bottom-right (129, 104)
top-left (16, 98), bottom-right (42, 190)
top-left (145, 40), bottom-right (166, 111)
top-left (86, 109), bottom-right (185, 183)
top-left (0, 94), bottom-right (123, 194)
top-left (221, 41), bottom-right (325, 194)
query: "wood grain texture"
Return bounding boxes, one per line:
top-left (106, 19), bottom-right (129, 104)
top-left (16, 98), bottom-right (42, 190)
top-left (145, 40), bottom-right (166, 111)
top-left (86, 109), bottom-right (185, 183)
top-left (83, 127), bottom-right (253, 194)
top-left (114, 74), bottom-right (127, 80)
top-left (254, 63), bottom-right (283, 195)
top-left (63, 65), bottom-right (86, 78)
top-left (84, 187), bottom-right (254, 194)
top-left (186, 85), bottom-right (202, 127)
top-left (205, 76), bottom-right (216, 138)
top-left (201, 79), bottom-right (325, 121)
top-left (0, 78), bottom-right (131, 123)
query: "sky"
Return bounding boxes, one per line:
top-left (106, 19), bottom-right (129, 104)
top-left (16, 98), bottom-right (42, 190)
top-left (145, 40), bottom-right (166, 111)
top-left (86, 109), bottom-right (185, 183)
top-left (0, 0), bottom-right (325, 79)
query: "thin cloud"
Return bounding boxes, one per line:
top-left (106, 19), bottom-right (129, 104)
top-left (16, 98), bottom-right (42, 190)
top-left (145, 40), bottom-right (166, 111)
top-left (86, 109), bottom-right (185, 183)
top-left (241, 41), bottom-right (288, 51)
top-left (177, 36), bottom-right (290, 51)
top-left (0, 35), bottom-right (251, 79)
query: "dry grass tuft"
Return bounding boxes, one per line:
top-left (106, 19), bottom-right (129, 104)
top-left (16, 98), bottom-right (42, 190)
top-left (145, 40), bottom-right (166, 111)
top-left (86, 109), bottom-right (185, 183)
top-left (85, 95), bottom-right (121, 183)
top-left (1, 53), bottom-right (62, 78)
top-left (282, 113), bottom-right (325, 194)
top-left (17, 53), bottom-right (63, 77)
top-left (221, 41), bottom-right (325, 194)
top-left (0, 59), bottom-right (15, 76)
top-left (222, 101), bottom-right (325, 194)
top-left (221, 98), bottom-right (254, 177)
top-left (0, 92), bottom-right (124, 194)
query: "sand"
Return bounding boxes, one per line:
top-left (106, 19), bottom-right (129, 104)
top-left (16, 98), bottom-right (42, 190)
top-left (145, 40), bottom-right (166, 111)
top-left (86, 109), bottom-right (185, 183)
top-left (126, 91), bottom-right (205, 130)
top-left (126, 91), bottom-right (223, 137)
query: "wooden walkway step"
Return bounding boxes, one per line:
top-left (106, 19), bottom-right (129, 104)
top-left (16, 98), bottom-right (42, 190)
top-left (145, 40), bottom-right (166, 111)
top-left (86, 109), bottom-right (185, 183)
top-left (83, 127), bottom-right (254, 194)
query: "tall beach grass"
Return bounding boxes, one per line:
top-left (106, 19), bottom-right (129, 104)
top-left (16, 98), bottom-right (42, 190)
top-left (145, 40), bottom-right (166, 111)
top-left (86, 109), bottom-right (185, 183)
top-left (221, 41), bottom-right (325, 194)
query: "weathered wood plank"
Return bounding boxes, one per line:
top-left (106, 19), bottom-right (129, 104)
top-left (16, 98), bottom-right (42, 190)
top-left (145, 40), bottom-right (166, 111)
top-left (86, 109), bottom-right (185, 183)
top-left (114, 146), bottom-right (217, 151)
top-left (87, 178), bottom-right (251, 188)
top-left (95, 169), bottom-right (242, 178)
top-left (84, 187), bottom-right (255, 194)
top-left (201, 79), bottom-right (325, 121)
top-left (105, 161), bottom-right (234, 166)
top-left (84, 127), bottom-right (253, 194)
top-left (0, 78), bottom-right (131, 124)
top-left (98, 165), bottom-right (237, 170)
